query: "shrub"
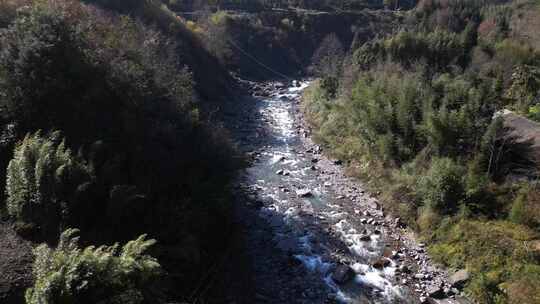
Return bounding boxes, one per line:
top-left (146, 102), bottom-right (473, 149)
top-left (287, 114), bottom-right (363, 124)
top-left (355, 29), bottom-right (470, 70)
top-left (0, 0), bottom-right (237, 301)
top-left (495, 40), bottom-right (539, 68)
top-left (25, 228), bottom-right (161, 304)
top-left (6, 131), bottom-right (92, 240)
top-left (429, 220), bottom-right (539, 304)
top-left (510, 185), bottom-right (540, 230)
top-left (504, 265), bottom-right (540, 304)
top-left (1, 0), bottom-right (238, 239)
top-left (311, 33), bottom-right (345, 78)
top-left (418, 157), bottom-right (465, 214)
top-left (417, 205), bottom-right (443, 232)
top-left (506, 65), bottom-right (540, 113)
top-left (346, 67), bottom-right (431, 163)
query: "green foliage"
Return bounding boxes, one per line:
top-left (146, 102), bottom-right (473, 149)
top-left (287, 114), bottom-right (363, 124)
top-left (25, 228), bottom-right (161, 304)
top-left (417, 205), bottom-right (442, 232)
top-left (429, 220), bottom-right (539, 303)
top-left (319, 67), bottom-right (497, 165)
top-left (503, 264), bottom-right (540, 304)
top-left (0, 2), bottom-right (239, 300)
top-left (210, 11), bottom-right (230, 25)
top-left (320, 76), bottom-right (340, 99)
top-left (528, 104), bottom-right (540, 122)
top-left (418, 158), bottom-right (465, 214)
top-left (495, 40), bottom-right (539, 68)
top-left (354, 28), bottom-right (473, 70)
top-left (6, 132), bottom-right (92, 239)
top-left (510, 184), bottom-right (540, 230)
top-left (0, 0), bottom-right (238, 238)
top-left (303, 0), bottom-right (540, 302)
top-left (166, 0), bottom-right (416, 11)
top-left (413, 0), bottom-right (484, 32)
top-left (385, 29), bottom-right (466, 68)
top-left (311, 33), bottom-right (345, 78)
top-left (506, 65), bottom-right (540, 113)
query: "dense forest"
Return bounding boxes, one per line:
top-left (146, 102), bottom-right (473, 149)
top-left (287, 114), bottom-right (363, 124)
top-left (165, 0), bottom-right (416, 11)
top-left (0, 0), bottom-right (239, 303)
top-left (303, 0), bottom-right (540, 303)
top-left (1, 0), bottom-right (540, 303)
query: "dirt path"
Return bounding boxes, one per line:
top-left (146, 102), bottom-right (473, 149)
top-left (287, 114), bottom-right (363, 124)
top-left (0, 223), bottom-right (33, 304)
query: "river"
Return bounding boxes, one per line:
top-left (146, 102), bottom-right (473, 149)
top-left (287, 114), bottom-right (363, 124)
top-left (223, 80), bottom-right (469, 304)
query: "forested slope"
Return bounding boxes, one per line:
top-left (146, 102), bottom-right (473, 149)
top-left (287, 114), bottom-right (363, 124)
top-left (3, 0), bottom-right (540, 303)
top-left (0, 0), bottom-right (239, 303)
top-left (165, 0), bottom-right (417, 11)
top-left (86, 0), bottom-right (234, 101)
top-left (302, 0), bottom-right (540, 303)
top-left (176, 8), bottom-right (400, 79)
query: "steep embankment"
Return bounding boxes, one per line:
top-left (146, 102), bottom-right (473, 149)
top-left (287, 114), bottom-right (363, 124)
top-left (0, 1), bottom-right (239, 303)
top-left (86, 0), bottom-right (235, 101)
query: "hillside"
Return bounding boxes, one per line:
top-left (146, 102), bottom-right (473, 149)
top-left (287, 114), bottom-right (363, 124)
top-left (86, 0), bottom-right (235, 101)
top-left (0, 0), bottom-right (239, 303)
top-left (302, 0), bottom-right (540, 303)
top-left (172, 6), bottom-right (402, 80)
top-left (1, 0), bottom-right (540, 304)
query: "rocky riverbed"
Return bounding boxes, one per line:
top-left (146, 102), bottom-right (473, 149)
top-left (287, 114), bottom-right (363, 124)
top-left (220, 80), bottom-right (472, 304)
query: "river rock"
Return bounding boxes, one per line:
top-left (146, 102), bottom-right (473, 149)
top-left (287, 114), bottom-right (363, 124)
top-left (372, 258), bottom-right (390, 269)
top-left (398, 264), bottom-right (410, 273)
top-left (331, 264), bottom-right (354, 285)
top-left (359, 234), bottom-right (371, 241)
top-left (394, 217), bottom-right (404, 228)
top-left (296, 189), bottom-right (313, 198)
top-left (449, 269), bottom-right (470, 289)
top-left (427, 285), bottom-right (446, 299)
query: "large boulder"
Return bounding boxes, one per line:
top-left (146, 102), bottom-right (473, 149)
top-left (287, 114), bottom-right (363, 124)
top-left (427, 285), bottom-right (446, 299)
top-left (296, 189), bottom-right (313, 198)
top-left (449, 269), bottom-right (470, 289)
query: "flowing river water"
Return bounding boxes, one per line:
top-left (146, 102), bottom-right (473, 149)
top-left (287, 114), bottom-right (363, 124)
top-left (224, 80), bottom-right (469, 304)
